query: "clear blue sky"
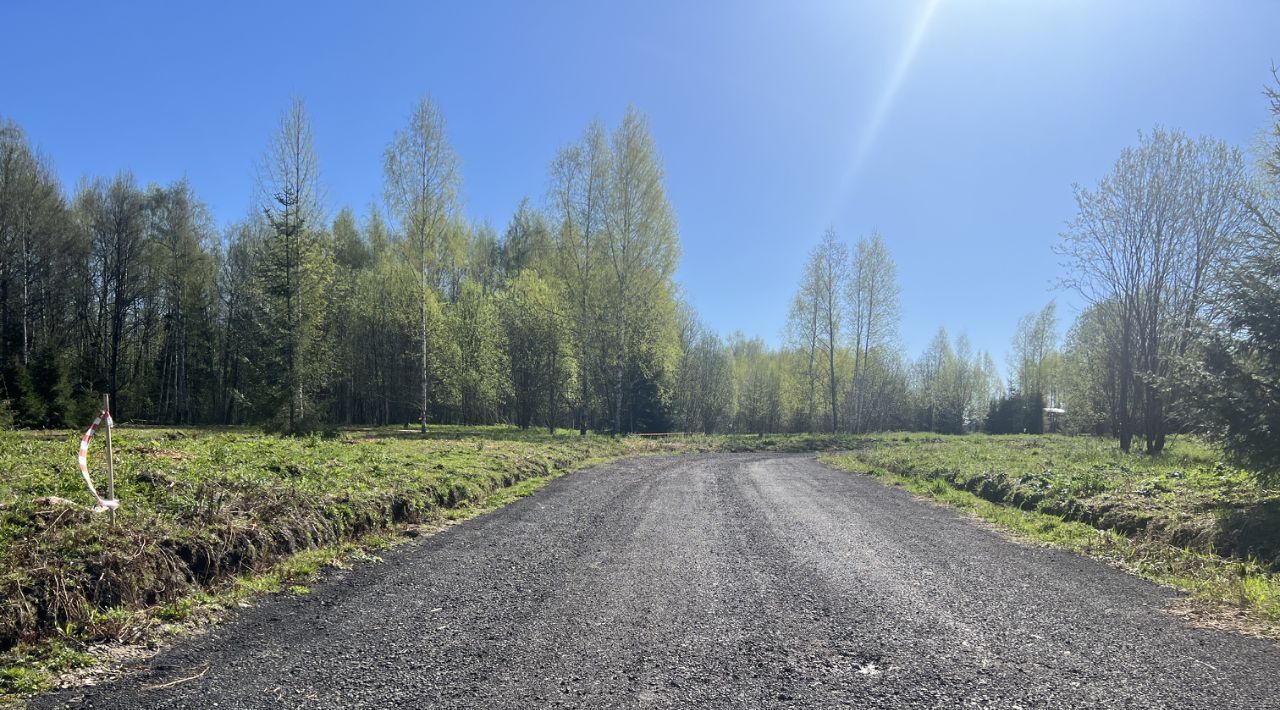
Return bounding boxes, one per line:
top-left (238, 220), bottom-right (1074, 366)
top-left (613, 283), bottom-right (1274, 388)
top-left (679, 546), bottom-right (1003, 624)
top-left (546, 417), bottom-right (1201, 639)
top-left (2, 1), bottom-right (1276, 365)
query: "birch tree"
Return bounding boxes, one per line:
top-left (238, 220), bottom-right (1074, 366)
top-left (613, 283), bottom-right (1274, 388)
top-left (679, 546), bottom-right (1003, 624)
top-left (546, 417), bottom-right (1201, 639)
top-left (148, 180), bottom-right (217, 423)
top-left (847, 232), bottom-right (900, 432)
top-left (731, 333), bottom-right (782, 434)
top-left (674, 304), bottom-right (734, 434)
top-left (814, 229), bottom-right (849, 432)
top-left (383, 97), bottom-right (461, 432)
top-left (601, 107), bottom-right (679, 434)
top-left (1009, 301), bottom-right (1059, 407)
top-left (503, 270), bottom-right (573, 431)
top-left (549, 121), bottom-right (609, 434)
top-left (0, 121), bottom-right (69, 368)
top-left (785, 259), bottom-right (822, 431)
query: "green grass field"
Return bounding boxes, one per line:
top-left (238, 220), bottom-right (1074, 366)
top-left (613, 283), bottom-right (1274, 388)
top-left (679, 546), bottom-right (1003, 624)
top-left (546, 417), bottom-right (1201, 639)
top-left (0, 427), bottom-right (1277, 699)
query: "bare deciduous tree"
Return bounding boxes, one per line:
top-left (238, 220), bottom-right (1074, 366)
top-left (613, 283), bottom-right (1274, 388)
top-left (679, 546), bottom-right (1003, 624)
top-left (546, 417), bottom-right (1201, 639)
top-left (847, 232), bottom-right (900, 432)
top-left (1059, 128), bottom-right (1248, 452)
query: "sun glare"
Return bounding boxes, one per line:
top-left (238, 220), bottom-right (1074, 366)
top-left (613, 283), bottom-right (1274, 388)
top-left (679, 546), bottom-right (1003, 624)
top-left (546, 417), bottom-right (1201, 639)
top-left (828, 0), bottom-right (943, 219)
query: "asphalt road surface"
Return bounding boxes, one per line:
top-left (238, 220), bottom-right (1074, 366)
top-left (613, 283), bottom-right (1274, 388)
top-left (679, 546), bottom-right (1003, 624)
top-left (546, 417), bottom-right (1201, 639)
top-left (42, 454), bottom-right (1280, 709)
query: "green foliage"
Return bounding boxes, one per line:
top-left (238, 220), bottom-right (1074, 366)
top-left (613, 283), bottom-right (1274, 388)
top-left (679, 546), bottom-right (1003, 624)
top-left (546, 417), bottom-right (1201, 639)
top-left (1188, 321), bottom-right (1280, 486)
top-left (1008, 302), bottom-right (1060, 407)
top-left (448, 281), bottom-right (509, 423)
top-left (909, 329), bottom-right (994, 434)
top-left (731, 334), bottom-right (783, 434)
top-left (985, 390), bottom-right (1045, 435)
top-left (0, 642), bottom-right (94, 696)
top-left (3, 84), bottom-right (1279, 450)
top-left (502, 270), bottom-right (573, 430)
top-left (1058, 301), bottom-right (1121, 436)
top-left (672, 309), bottom-right (734, 434)
top-left (255, 100), bottom-right (333, 433)
top-left (1179, 76), bottom-right (1280, 485)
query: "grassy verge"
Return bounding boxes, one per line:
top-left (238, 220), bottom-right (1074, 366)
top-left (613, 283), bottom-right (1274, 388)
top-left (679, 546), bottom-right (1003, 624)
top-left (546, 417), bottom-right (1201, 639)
top-left (821, 434), bottom-right (1280, 634)
top-left (0, 450), bottom-right (590, 702)
top-left (0, 426), bottom-right (855, 700)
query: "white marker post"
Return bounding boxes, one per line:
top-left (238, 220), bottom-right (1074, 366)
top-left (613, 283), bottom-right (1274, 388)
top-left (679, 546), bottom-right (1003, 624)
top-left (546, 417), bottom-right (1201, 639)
top-left (104, 394), bottom-right (115, 526)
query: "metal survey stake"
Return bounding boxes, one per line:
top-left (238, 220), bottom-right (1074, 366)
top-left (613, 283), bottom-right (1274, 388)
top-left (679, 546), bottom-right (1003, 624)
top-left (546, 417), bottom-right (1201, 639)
top-left (76, 403), bottom-right (119, 513)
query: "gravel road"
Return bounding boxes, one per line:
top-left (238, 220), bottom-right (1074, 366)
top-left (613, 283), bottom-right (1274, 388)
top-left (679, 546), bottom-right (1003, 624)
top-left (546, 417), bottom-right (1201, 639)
top-left (41, 453), bottom-right (1280, 709)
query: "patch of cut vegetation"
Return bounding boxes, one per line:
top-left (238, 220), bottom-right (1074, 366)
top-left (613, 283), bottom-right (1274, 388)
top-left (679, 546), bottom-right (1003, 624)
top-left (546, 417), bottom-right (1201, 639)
top-left (822, 434), bottom-right (1280, 632)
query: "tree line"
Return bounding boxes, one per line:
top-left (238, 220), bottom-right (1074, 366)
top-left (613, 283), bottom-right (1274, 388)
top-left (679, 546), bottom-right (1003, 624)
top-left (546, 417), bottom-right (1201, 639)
top-left (0, 99), bottom-right (684, 434)
top-left (2, 73), bottom-right (1280, 482)
top-left (671, 70), bottom-right (1280, 484)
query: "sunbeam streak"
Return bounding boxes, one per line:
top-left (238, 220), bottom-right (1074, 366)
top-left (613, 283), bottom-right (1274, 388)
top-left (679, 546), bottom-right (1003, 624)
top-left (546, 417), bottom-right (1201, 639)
top-left (827, 0), bottom-right (943, 220)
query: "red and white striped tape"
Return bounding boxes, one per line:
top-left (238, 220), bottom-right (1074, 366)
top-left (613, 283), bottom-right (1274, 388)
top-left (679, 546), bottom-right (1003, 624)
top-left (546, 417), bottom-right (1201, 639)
top-left (77, 409), bottom-right (120, 512)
